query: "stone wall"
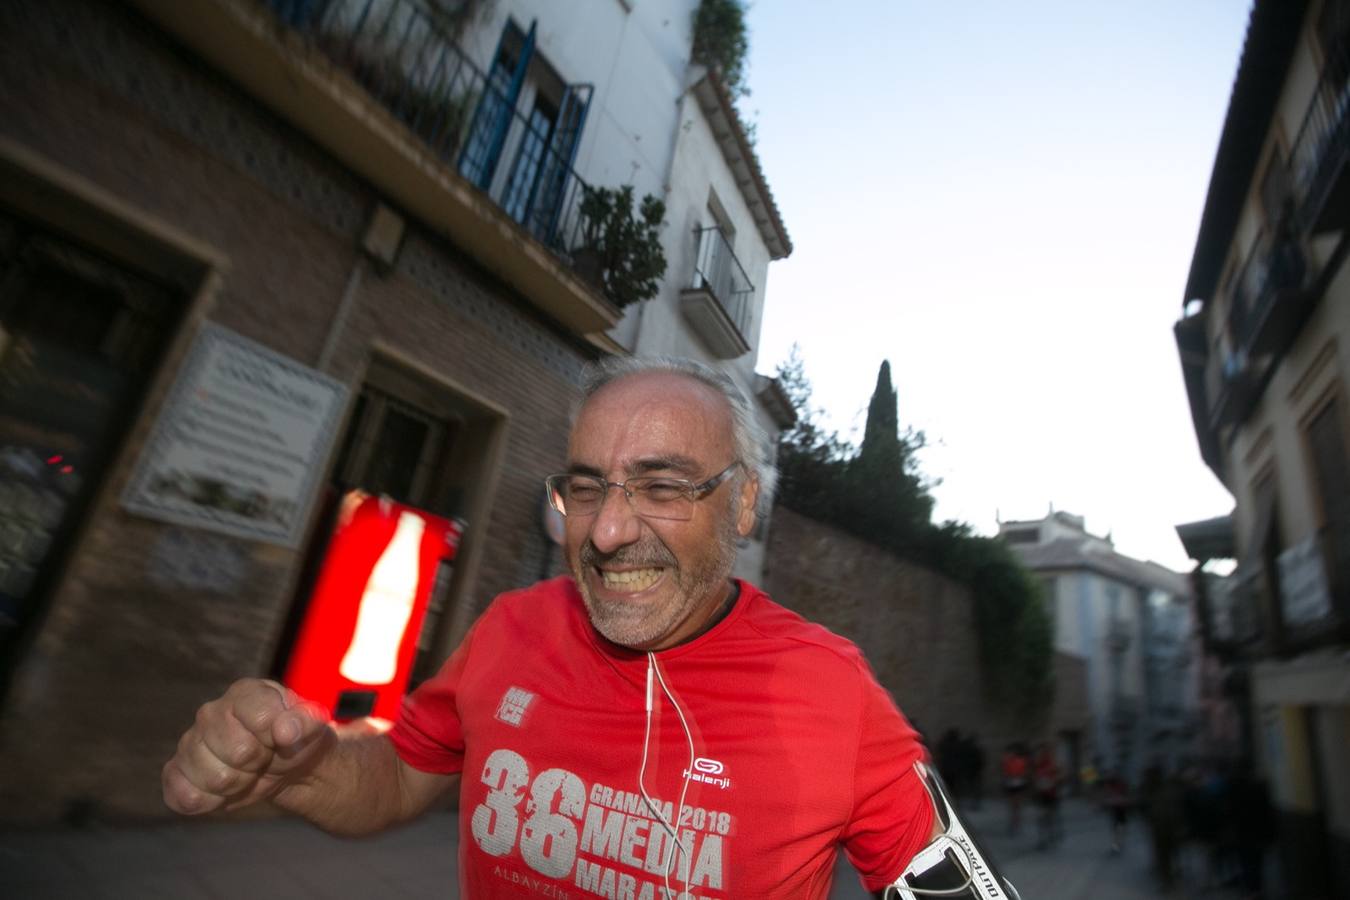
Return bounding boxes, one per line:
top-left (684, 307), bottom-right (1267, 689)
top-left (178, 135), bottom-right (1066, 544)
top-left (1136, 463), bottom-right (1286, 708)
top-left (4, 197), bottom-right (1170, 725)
top-left (763, 507), bottom-right (1048, 764)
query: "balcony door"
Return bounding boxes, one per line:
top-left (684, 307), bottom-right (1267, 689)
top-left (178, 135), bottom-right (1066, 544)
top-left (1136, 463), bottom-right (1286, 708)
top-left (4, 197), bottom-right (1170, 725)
top-left (460, 20), bottom-right (591, 247)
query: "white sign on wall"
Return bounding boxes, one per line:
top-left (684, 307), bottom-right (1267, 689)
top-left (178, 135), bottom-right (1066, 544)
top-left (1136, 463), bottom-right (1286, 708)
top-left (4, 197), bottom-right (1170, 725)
top-left (122, 323), bottom-right (347, 547)
top-left (1276, 536), bottom-right (1333, 627)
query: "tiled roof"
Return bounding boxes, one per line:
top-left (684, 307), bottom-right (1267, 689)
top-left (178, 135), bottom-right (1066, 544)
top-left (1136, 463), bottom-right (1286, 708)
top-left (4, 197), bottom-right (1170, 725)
top-left (1012, 538), bottom-right (1192, 596)
top-left (691, 68), bottom-right (793, 260)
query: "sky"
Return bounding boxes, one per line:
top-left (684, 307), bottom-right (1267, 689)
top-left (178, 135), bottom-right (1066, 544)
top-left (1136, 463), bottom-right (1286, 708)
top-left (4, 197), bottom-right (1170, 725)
top-left (743, 1), bottom-right (1252, 573)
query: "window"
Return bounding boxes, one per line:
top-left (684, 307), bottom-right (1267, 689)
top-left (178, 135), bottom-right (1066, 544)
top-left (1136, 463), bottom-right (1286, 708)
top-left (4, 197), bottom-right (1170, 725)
top-left (459, 21), bottom-right (534, 189)
top-left (1258, 148), bottom-right (1290, 224)
top-left (501, 94), bottom-right (560, 223)
top-left (1248, 468), bottom-right (1285, 639)
top-left (458, 20), bottom-right (592, 247)
top-left (1304, 390), bottom-right (1350, 612)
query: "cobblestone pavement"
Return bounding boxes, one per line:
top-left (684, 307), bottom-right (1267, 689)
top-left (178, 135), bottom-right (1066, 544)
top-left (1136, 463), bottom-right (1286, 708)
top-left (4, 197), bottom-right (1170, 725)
top-left (3, 795), bottom-right (1271, 898)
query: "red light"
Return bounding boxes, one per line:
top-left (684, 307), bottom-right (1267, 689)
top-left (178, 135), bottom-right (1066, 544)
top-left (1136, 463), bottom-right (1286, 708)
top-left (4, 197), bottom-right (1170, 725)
top-left (59, 465), bottom-right (73, 474)
top-left (47, 455), bottom-right (63, 465)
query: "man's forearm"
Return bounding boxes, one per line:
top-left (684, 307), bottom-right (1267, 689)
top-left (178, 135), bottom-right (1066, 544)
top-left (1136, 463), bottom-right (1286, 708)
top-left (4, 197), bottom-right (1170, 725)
top-left (270, 726), bottom-right (422, 836)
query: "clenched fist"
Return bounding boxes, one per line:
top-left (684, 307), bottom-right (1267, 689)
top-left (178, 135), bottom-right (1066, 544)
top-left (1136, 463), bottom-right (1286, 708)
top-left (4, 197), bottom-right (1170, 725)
top-left (162, 678), bottom-right (333, 815)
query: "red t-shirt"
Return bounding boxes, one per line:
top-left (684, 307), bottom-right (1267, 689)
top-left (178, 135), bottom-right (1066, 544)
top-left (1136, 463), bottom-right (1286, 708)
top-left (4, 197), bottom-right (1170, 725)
top-left (391, 576), bottom-right (933, 898)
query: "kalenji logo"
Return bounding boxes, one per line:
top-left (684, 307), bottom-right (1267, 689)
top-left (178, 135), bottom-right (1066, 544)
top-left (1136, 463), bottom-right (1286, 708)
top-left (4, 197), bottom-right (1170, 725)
top-left (684, 757), bottom-right (731, 789)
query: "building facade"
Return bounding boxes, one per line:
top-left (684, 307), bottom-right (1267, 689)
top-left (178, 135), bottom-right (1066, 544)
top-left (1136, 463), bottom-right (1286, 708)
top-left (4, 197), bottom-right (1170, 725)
top-left (448, 0), bottom-right (794, 577)
top-left (0, 0), bottom-right (789, 822)
top-left (1173, 0), bottom-right (1350, 894)
top-left (999, 511), bottom-right (1198, 784)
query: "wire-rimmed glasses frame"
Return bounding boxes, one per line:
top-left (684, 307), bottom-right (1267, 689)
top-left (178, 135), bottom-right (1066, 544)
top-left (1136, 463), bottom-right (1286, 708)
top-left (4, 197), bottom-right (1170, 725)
top-left (544, 461), bottom-right (743, 521)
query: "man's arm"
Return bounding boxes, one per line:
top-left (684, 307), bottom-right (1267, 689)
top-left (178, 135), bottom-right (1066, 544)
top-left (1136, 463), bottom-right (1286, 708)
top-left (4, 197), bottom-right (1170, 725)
top-left (162, 678), bottom-right (458, 836)
top-left (270, 722), bottom-right (460, 836)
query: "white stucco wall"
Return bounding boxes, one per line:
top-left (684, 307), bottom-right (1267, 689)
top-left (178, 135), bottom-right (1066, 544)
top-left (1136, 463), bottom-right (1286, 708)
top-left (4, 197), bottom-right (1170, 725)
top-left (461, 0), bottom-right (692, 202)
top-left (461, 0), bottom-right (781, 398)
top-left (460, 1), bottom-right (786, 583)
top-left (625, 87), bottom-right (773, 375)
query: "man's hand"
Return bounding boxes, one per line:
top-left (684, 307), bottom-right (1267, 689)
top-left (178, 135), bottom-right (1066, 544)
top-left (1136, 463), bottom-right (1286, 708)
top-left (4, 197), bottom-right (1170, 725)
top-left (162, 678), bottom-right (333, 816)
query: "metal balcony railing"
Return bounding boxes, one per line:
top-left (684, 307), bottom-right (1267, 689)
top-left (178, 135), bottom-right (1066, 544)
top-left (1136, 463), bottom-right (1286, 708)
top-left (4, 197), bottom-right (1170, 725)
top-left (689, 226), bottom-right (755, 337)
top-left (1289, 37), bottom-right (1350, 232)
top-left (265, 0), bottom-right (593, 262)
top-left (1228, 234), bottom-right (1307, 352)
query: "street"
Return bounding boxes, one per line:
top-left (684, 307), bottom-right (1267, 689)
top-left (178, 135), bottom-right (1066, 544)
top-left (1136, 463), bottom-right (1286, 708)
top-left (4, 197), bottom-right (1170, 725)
top-left (829, 792), bottom-right (1260, 900)
top-left (3, 794), bottom-right (1266, 899)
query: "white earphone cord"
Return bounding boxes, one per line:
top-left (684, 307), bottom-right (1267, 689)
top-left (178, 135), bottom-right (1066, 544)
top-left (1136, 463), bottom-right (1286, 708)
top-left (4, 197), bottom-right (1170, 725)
top-left (641, 652), bottom-right (977, 900)
top-left (638, 653), bottom-right (695, 900)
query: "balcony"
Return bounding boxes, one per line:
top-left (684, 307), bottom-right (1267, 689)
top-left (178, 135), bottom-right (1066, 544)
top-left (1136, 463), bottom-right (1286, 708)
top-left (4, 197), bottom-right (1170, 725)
top-left (1204, 223), bottom-right (1311, 431)
top-left (1289, 36), bottom-right (1350, 234)
top-left (1231, 235), bottom-right (1308, 353)
top-left (680, 227), bottom-right (755, 359)
top-left (272, 0), bottom-right (594, 257)
top-left (131, 0), bottom-right (619, 336)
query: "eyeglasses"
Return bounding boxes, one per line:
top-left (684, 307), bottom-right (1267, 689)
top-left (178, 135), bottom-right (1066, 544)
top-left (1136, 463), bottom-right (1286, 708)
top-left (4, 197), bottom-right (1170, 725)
top-left (544, 462), bottom-right (742, 521)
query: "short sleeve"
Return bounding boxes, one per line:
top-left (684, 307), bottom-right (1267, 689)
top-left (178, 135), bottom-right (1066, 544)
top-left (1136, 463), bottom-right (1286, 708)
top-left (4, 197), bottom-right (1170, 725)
top-left (838, 659), bottom-right (935, 893)
top-left (387, 614), bottom-right (483, 775)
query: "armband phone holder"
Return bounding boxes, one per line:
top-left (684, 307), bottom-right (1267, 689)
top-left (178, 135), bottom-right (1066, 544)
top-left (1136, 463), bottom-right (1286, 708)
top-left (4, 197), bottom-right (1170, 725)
top-left (885, 761), bottom-right (1021, 900)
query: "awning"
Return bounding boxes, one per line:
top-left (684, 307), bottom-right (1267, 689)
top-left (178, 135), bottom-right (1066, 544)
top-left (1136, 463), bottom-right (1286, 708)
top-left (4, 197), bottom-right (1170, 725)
top-left (1176, 513), bottom-right (1237, 562)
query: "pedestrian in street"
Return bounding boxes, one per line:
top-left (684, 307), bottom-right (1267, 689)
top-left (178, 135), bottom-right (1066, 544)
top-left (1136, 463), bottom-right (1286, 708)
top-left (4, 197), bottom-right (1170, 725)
top-left (1079, 759), bottom-right (1099, 797)
top-left (1100, 770), bottom-right (1131, 854)
top-left (161, 357), bottom-right (944, 898)
top-left (1229, 759), bottom-right (1276, 900)
top-left (937, 727), bottom-right (964, 802)
top-left (1032, 741), bottom-right (1063, 849)
top-left (1181, 763), bottom-right (1224, 888)
top-left (964, 733), bottom-right (986, 810)
top-left (1001, 742), bottom-right (1030, 836)
top-left (1140, 761), bottom-right (1186, 891)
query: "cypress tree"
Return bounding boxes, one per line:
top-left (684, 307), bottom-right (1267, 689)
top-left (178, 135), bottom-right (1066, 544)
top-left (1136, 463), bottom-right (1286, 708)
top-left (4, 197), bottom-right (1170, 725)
top-left (858, 360), bottom-right (902, 477)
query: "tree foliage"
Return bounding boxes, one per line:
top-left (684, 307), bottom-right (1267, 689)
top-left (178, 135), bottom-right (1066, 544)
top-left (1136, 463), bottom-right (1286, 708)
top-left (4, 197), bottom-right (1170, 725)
top-left (691, 0), bottom-right (750, 99)
top-left (577, 185), bottom-right (668, 309)
top-left (774, 349), bottom-right (1054, 716)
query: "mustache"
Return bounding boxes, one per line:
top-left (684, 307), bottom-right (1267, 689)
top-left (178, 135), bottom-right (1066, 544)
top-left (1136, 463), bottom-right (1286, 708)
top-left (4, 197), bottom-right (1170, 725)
top-left (578, 537), bottom-right (677, 569)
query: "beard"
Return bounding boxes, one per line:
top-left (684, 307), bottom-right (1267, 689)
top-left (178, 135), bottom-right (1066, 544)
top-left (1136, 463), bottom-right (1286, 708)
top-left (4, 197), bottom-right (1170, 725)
top-left (571, 516), bottom-right (740, 649)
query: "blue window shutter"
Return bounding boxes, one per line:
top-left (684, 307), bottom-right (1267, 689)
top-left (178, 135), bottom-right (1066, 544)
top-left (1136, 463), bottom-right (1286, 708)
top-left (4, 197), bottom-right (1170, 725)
top-left (458, 20), bottom-right (536, 189)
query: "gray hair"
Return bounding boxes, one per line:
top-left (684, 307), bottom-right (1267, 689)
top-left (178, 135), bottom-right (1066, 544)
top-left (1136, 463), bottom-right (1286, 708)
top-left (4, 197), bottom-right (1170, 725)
top-left (577, 356), bottom-right (778, 501)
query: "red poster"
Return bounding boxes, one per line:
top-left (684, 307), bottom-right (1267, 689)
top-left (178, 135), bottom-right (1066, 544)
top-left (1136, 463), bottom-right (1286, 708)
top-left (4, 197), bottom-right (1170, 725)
top-left (283, 491), bottom-right (461, 722)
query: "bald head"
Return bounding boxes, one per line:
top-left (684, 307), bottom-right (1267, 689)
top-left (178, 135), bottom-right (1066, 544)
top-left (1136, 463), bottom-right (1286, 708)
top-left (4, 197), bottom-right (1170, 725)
top-left (576, 356), bottom-right (777, 502)
top-left (561, 364), bottom-right (761, 650)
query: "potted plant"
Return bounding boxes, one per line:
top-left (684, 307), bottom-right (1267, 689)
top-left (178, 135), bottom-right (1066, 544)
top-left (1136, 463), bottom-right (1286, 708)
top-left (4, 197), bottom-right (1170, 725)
top-left (574, 185), bottom-right (667, 309)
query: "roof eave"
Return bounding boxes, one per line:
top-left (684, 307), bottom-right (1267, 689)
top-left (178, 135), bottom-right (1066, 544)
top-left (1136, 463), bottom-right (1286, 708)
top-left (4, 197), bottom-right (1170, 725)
top-left (1181, 0), bottom-right (1308, 307)
top-left (691, 70), bottom-right (793, 260)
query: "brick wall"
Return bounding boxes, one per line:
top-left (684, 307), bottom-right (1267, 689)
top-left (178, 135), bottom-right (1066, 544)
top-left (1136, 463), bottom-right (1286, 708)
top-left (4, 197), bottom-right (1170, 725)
top-left (0, 0), bottom-right (593, 822)
top-left (763, 507), bottom-right (1045, 766)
